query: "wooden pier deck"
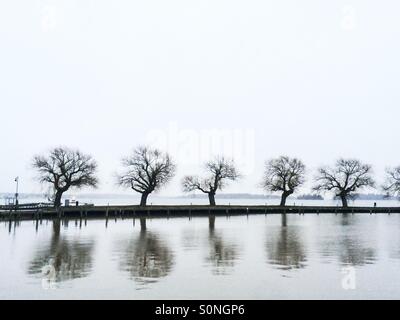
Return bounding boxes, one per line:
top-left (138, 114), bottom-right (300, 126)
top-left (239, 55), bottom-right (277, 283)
top-left (1, 204), bottom-right (400, 221)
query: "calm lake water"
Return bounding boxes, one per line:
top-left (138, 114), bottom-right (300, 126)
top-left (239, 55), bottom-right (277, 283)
top-left (1, 214), bottom-right (400, 300)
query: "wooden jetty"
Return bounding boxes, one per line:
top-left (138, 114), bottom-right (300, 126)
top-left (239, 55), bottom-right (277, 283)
top-left (1, 204), bottom-right (400, 221)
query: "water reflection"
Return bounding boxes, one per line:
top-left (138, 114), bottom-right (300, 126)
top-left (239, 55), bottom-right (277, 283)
top-left (118, 218), bottom-right (174, 285)
top-left (3, 214), bottom-right (400, 299)
top-left (5, 219), bottom-right (21, 234)
top-left (28, 220), bottom-right (95, 282)
top-left (265, 214), bottom-right (307, 270)
top-left (320, 214), bottom-right (376, 266)
top-left (205, 216), bottom-right (239, 275)
top-left (338, 237), bottom-right (376, 266)
top-left (181, 228), bottom-right (201, 252)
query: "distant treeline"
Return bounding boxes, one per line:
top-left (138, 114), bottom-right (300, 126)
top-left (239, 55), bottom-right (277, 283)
top-left (180, 193), bottom-right (281, 200)
top-left (297, 194), bottom-right (324, 200)
top-left (183, 193), bottom-right (325, 200)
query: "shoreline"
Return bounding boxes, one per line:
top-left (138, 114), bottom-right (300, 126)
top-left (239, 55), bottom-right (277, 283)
top-left (1, 204), bottom-right (399, 221)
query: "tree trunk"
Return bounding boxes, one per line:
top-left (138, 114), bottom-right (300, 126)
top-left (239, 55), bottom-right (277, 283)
top-left (209, 215), bottom-right (215, 231)
top-left (208, 193), bottom-right (216, 206)
top-left (52, 220), bottom-right (61, 238)
top-left (54, 190), bottom-right (63, 208)
top-left (140, 218), bottom-right (147, 231)
top-left (340, 194), bottom-right (348, 208)
top-left (280, 191), bottom-right (293, 206)
top-left (280, 193), bottom-right (288, 206)
top-left (140, 192), bottom-right (149, 207)
top-left (281, 213), bottom-right (287, 227)
top-left (51, 220), bottom-right (62, 271)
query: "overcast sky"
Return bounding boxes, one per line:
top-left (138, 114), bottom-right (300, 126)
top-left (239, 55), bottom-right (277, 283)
top-left (0, 1), bottom-right (399, 196)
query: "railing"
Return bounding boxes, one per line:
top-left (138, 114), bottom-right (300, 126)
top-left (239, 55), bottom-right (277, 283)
top-left (0, 203), bottom-right (53, 212)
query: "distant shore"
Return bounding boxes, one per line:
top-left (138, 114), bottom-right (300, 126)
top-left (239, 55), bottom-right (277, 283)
top-left (1, 192), bottom-right (396, 201)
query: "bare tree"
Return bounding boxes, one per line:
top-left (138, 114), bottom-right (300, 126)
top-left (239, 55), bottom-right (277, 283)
top-left (383, 166), bottom-right (400, 199)
top-left (262, 156), bottom-right (306, 206)
top-left (33, 147), bottom-right (98, 208)
top-left (117, 146), bottom-right (176, 206)
top-left (313, 159), bottom-right (375, 207)
top-left (182, 157), bottom-right (240, 206)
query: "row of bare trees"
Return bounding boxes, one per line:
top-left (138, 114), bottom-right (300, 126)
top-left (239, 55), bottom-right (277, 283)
top-left (32, 146), bottom-right (400, 208)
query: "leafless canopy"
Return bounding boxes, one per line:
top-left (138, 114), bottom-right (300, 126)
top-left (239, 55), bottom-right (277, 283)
top-left (262, 156), bottom-right (306, 206)
top-left (32, 147), bottom-right (98, 207)
top-left (313, 159), bottom-right (375, 207)
top-left (118, 146), bottom-right (176, 206)
top-left (182, 157), bottom-right (240, 206)
top-left (383, 166), bottom-right (400, 198)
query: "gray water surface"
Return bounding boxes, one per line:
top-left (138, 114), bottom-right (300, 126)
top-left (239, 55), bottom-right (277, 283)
top-left (1, 214), bottom-right (400, 299)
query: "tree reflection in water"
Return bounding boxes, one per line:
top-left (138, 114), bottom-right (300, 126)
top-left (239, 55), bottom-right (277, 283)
top-left (119, 218), bottom-right (174, 285)
top-left (206, 216), bottom-right (238, 275)
top-left (334, 214), bottom-right (376, 266)
top-left (265, 214), bottom-right (307, 270)
top-left (338, 237), bottom-right (376, 266)
top-left (28, 220), bottom-right (94, 282)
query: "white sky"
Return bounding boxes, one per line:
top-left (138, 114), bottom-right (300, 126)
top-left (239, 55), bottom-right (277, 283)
top-left (0, 1), bottom-right (399, 196)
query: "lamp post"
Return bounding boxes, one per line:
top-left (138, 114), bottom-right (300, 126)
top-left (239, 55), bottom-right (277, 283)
top-left (15, 176), bottom-right (19, 206)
